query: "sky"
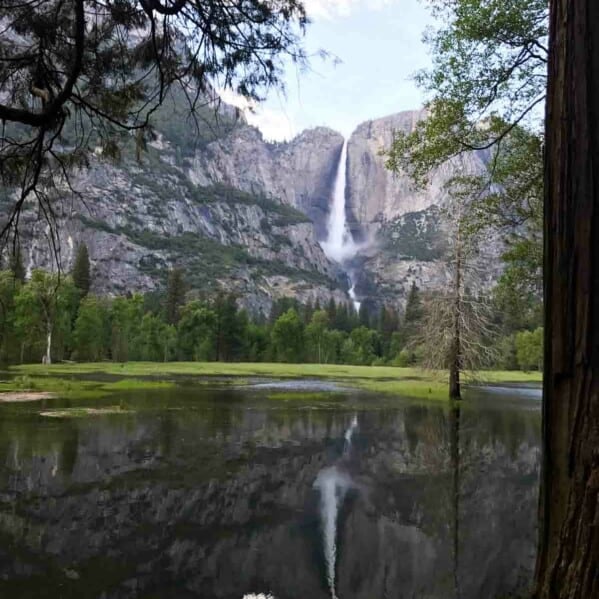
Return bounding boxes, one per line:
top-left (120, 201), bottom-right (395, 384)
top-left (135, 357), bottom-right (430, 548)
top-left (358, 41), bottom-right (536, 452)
top-left (221, 0), bottom-right (434, 141)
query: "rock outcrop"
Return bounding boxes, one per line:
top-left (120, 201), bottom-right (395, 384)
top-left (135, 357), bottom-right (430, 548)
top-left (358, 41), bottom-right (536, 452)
top-left (344, 111), bottom-right (502, 310)
top-left (7, 99), bottom-right (508, 315)
top-left (346, 110), bottom-right (488, 230)
top-left (189, 125), bottom-right (344, 238)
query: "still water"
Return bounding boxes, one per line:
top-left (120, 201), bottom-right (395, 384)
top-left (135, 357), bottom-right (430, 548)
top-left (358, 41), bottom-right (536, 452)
top-left (0, 382), bottom-right (541, 598)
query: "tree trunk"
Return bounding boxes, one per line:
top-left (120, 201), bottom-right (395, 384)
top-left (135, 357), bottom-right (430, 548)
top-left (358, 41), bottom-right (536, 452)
top-left (449, 354), bottom-right (460, 400)
top-left (534, 1), bottom-right (599, 596)
top-left (450, 234), bottom-right (462, 400)
top-left (45, 322), bottom-right (52, 365)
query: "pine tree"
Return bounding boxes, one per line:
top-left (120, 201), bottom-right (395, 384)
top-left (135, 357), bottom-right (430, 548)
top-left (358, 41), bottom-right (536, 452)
top-left (165, 268), bottom-right (186, 325)
top-left (72, 243), bottom-right (91, 296)
top-left (403, 282), bottom-right (423, 338)
top-left (358, 302), bottom-right (370, 327)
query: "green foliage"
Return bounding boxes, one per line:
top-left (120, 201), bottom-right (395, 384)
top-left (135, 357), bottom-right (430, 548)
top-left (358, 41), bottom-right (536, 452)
top-left (110, 295), bottom-right (144, 362)
top-left (177, 301), bottom-right (218, 361)
top-left (0, 263), bottom-right (541, 371)
top-left (515, 327), bottom-right (543, 371)
top-left (306, 310), bottom-right (330, 363)
top-left (72, 244), bottom-right (91, 296)
top-left (386, 0), bottom-right (547, 181)
top-left (13, 271), bottom-right (78, 363)
top-left (342, 326), bottom-right (379, 366)
top-left (165, 269), bottom-right (186, 325)
top-left (73, 296), bottom-right (108, 361)
top-left (271, 308), bottom-right (305, 363)
top-left (385, 1), bottom-right (545, 357)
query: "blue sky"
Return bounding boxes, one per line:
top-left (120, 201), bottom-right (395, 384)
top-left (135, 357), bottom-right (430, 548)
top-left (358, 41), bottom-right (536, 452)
top-left (221, 0), bottom-right (434, 140)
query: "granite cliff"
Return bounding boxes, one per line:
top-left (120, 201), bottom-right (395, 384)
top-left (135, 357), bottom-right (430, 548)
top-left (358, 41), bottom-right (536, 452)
top-left (10, 97), bottom-right (503, 315)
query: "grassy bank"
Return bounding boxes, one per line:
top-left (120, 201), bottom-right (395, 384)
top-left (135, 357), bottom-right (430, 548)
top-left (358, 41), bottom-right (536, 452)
top-left (8, 362), bottom-right (542, 401)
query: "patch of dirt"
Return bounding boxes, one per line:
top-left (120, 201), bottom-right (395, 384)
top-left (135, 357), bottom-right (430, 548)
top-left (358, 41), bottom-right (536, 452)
top-left (0, 392), bottom-right (55, 403)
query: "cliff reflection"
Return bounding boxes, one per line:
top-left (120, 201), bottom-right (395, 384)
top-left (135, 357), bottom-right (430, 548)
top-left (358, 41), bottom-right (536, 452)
top-left (0, 390), bottom-right (540, 598)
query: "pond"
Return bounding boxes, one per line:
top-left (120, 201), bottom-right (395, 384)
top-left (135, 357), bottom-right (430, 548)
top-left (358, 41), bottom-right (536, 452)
top-left (0, 381), bottom-right (541, 599)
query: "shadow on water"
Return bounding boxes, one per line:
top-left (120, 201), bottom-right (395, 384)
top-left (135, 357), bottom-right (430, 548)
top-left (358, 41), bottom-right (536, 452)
top-left (0, 384), bottom-right (540, 598)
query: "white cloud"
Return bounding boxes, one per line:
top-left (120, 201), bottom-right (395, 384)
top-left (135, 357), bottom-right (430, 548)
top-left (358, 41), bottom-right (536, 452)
top-left (218, 88), bottom-right (297, 142)
top-left (303, 0), bottom-right (396, 20)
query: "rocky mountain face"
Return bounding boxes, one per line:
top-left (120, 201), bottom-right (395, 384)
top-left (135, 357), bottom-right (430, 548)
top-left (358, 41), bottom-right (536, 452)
top-left (11, 97), bottom-right (503, 315)
top-left (188, 125), bottom-right (344, 239)
top-left (13, 98), bottom-right (348, 315)
top-left (345, 112), bottom-right (501, 310)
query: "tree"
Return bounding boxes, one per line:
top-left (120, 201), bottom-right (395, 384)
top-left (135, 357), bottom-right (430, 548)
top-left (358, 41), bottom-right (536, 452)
top-left (416, 185), bottom-right (498, 398)
top-left (176, 301), bottom-right (217, 361)
top-left (386, 1), bottom-right (546, 318)
top-left (306, 310), bottom-right (329, 363)
top-left (534, 2), bottom-right (599, 596)
top-left (341, 326), bottom-right (378, 366)
top-left (13, 271), bottom-right (76, 364)
top-left (271, 308), bottom-right (304, 363)
top-left (515, 328), bottom-right (543, 371)
top-left (386, 0), bottom-right (547, 182)
top-left (214, 293), bottom-right (242, 361)
top-left (0, 270), bottom-right (19, 362)
top-left (73, 296), bottom-right (107, 361)
top-left (0, 0), bottom-right (308, 244)
top-left (110, 295), bottom-right (144, 362)
top-left (72, 243), bottom-right (91, 296)
top-left (165, 268), bottom-right (186, 325)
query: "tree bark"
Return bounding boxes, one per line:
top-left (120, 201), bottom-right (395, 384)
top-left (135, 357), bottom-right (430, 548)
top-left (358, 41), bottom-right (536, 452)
top-left (534, 1), bottom-right (599, 596)
top-left (45, 322), bottom-right (52, 365)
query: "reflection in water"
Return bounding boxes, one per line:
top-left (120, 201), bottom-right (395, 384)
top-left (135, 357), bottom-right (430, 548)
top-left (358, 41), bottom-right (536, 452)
top-left (343, 413), bottom-right (358, 456)
top-left (314, 413), bottom-right (358, 598)
top-left (450, 406), bottom-right (461, 599)
top-left (314, 466), bottom-right (353, 599)
top-left (0, 388), bottom-right (541, 598)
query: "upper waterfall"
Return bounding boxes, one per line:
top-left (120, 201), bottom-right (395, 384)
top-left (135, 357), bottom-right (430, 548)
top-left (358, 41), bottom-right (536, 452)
top-left (321, 140), bottom-right (359, 263)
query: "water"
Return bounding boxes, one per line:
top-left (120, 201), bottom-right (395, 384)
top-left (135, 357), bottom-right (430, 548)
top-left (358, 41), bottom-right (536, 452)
top-left (321, 140), bottom-right (356, 264)
top-left (321, 141), bottom-right (362, 312)
top-left (0, 384), bottom-right (541, 598)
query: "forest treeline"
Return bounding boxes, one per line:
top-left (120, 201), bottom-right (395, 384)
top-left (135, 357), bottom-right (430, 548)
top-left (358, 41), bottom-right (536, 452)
top-left (0, 246), bottom-right (542, 370)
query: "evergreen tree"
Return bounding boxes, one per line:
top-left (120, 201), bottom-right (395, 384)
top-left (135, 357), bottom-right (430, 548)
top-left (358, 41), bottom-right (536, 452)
top-left (72, 243), bottom-right (91, 296)
top-left (165, 268), bottom-right (186, 325)
top-left (73, 296), bottom-right (106, 361)
top-left (403, 282), bottom-right (423, 340)
top-left (358, 302), bottom-right (370, 328)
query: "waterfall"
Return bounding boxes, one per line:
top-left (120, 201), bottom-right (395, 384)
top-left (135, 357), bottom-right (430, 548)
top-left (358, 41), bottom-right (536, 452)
top-left (313, 415), bottom-right (359, 599)
top-left (321, 141), bottom-right (361, 312)
top-left (348, 284), bottom-right (361, 314)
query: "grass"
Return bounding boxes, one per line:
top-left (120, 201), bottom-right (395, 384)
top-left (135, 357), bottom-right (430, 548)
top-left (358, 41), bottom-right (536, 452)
top-left (0, 374), bottom-right (176, 400)
top-left (9, 362), bottom-right (542, 401)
